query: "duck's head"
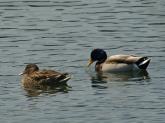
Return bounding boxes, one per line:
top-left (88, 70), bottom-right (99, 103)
top-left (20, 64), bottom-right (39, 75)
top-left (87, 49), bottom-right (107, 67)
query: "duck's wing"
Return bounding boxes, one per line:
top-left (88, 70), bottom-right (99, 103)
top-left (106, 54), bottom-right (142, 64)
top-left (31, 70), bottom-right (70, 85)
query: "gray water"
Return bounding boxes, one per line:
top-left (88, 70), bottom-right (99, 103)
top-left (0, 0), bottom-right (165, 123)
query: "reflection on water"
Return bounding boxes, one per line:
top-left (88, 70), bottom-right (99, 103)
top-left (23, 84), bottom-right (71, 97)
top-left (90, 70), bottom-right (150, 88)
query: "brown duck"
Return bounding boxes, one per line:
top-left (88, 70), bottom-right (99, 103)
top-left (19, 64), bottom-right (71, 88)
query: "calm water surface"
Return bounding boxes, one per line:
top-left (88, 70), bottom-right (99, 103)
top-left (0, 0), bottom-right (165, 123)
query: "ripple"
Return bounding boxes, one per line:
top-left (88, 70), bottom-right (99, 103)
top-left (0, 0), bottom-right (165, 122)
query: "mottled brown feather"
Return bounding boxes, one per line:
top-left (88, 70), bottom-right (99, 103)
top-left (20, 64), bottom-right (70, 88)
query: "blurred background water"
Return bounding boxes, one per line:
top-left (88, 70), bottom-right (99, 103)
top-left (0, 0), bottom-right (165, 123)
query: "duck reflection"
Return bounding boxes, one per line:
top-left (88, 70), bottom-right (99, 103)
top-left (23, 84), bottom-right (71, 97)
top-left (90, 70), bottom-right (150, 88)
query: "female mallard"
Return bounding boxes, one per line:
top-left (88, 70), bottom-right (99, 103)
top-left (19, 64), bottom-right (71, 88)
top-left (87, 49), bottom-right (150, 72)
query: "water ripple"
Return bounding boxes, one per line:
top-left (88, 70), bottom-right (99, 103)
top-left (0, 0), bottom-right (165, 123)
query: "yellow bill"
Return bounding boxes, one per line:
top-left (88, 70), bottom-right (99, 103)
top-left (87, 58), bottom-right (94, 67)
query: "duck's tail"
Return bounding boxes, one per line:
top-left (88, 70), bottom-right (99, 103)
top-left (58, 73), bottom-right (71, 84)
top-left (136, 57), bottom-right (151, 70)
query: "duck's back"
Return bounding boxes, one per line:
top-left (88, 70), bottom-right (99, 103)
top-left (106, 54), bottom-right (141, 64)
top-left (22, 70), bottom-right (70, 88)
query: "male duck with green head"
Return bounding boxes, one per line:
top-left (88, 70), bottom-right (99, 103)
top-left (87, 49), bottom-right (150, 72)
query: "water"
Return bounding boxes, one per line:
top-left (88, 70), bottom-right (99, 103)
top-left (0, 0), bottom-right (165, 122)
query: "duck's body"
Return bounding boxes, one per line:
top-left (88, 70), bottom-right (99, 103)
top-left (20, 64), bottom-right (71, 88)
top-left (88, 49), bottom-right (150, 72)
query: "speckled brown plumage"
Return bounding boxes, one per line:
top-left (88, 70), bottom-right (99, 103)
top-left (20, 64), bottom-right (71, 89)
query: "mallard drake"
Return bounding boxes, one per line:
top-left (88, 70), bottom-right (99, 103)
top-left (87, 49), bottom-right (150, 72)
top-left (19, 64), bottom-right (71, 88)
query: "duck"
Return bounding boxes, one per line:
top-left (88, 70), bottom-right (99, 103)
top-left (19, 64), bottom-right (71, 88)
top-left (87, 49), bottom-right (151, 72)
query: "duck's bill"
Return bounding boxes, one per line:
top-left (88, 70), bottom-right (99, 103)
top-left (87, 58), bottom-right (94, 67)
